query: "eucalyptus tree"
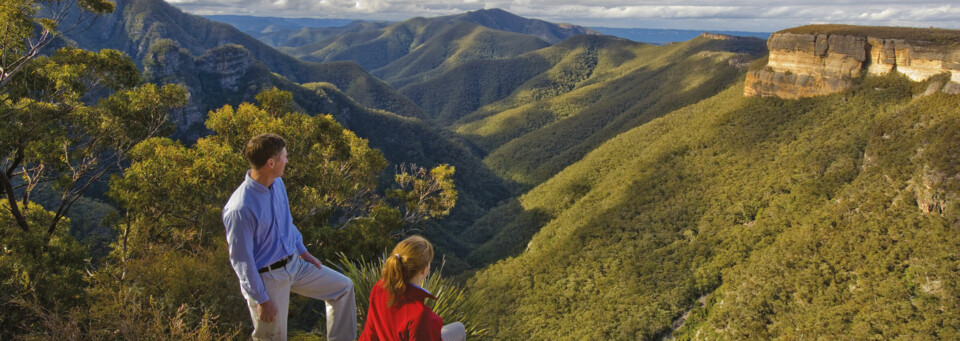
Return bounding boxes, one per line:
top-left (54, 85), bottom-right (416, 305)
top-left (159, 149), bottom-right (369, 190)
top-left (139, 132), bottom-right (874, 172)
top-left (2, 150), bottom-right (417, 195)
top-left (0, 0), bottom-right (187, 241)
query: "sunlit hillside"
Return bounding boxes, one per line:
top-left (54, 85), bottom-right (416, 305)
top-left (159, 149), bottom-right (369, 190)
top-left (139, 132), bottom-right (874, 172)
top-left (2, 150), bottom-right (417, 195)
top-left (404, 34), bottom-right (765, 188)
top-left (466, 74), bottom-right (960, 339)
top-left (279, 16), bottom-right (552, 88)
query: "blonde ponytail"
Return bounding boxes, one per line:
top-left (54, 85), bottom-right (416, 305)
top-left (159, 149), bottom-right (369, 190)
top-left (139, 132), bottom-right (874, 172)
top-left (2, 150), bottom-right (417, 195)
top-left (381, 235), bottom-right (434, 306)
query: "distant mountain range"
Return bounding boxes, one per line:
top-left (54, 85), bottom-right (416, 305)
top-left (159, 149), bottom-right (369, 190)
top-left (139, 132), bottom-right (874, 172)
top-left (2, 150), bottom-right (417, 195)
top-left (235, 9), bottom-right (595, 88)
top-left (204, 15), bottom-right (359, 33)
top-left (280, 16), bottom-right (552, 88)
top-left (592, 27), bottom-right (770, 44)
top-left (209, 13), bottom-right (769, 46)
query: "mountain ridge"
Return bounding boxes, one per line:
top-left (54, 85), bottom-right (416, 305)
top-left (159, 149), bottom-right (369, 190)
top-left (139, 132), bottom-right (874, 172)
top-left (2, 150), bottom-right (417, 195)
top-left (272, 10), bottom-right (568, 88)
top-left (437, 8), bottom-right (599, 44)
top-left (60, 0), bottom-right (424, 118)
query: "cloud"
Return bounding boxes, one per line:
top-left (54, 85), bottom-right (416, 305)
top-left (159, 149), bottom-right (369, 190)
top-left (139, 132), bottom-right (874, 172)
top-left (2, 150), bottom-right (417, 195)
top-left (165, 0), bottom-right (960, 31)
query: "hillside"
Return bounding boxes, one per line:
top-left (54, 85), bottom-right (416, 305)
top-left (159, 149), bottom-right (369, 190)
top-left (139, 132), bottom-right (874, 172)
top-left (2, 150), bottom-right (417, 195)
top-left (279, 14), bottom-right (553, 87)
top-left (467, 71), bottom-right (960, 339)
top-left (403, 34), bottom-right (766, 189)
top-left (252, 21), bottom-right (391, 48)
top-left (59, 0), bottom-right (423, 118)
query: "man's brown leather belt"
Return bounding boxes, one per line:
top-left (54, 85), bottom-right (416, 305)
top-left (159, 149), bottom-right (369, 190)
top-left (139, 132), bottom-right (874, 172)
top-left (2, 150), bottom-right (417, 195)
top-left (258, 255), bottom-right (292, 273)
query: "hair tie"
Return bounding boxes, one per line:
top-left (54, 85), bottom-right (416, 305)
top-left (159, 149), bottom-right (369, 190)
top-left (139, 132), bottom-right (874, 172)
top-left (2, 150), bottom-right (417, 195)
top-left (394, 253), bottom-right (403, 264)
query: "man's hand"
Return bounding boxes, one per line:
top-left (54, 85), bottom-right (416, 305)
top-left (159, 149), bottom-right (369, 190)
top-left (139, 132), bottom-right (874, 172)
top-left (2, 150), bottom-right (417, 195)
top-left (257, 300), bottom-right (278, 323)
top-left (300, 251), bottom-right (322, 270)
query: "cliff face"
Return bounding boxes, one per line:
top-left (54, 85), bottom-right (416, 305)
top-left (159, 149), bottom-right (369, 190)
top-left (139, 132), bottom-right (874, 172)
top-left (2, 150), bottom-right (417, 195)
top-left (197, 45), bottom-right (255, 92)
top-left (746, 26), bottom-right (960, 98)
top-left (141, 42), bottom-right (259, 140)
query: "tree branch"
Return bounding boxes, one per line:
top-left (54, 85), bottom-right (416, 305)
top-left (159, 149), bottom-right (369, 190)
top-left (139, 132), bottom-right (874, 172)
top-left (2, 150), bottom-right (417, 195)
top-left (44, 157), bottom-right (117, 243)
top-left (5, 141), bottom-right (26, 178)
top-left (0, 172), bottom-right (30, 232)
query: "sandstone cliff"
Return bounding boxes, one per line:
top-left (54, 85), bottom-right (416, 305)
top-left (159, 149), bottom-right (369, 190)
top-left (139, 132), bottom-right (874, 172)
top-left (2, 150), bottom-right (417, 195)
top-left (746, 25), bottom-right (960, 98)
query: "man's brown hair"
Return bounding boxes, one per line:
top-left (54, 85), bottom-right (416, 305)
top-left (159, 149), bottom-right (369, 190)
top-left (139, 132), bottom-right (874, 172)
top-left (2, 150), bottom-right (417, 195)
top-left (245, 133), bottom-right (286, 169)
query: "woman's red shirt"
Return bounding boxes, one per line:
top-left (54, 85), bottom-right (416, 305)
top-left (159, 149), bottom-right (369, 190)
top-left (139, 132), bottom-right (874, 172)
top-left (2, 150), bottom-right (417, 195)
top-left (359, 280), bottom-right (443, 341)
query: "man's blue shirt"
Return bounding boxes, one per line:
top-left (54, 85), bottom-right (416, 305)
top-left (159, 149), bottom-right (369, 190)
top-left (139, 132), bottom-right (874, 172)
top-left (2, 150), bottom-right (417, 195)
top-left (223, 171), bottom-right (307, 303)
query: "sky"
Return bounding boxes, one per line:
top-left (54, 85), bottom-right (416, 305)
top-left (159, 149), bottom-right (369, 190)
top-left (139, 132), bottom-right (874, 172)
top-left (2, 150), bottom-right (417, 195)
top-left (165, 0), bottom-right (960, 32)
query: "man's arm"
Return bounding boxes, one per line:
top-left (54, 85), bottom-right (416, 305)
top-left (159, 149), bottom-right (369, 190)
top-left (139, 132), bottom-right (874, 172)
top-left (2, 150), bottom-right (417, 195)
top-left (277, 177), bottom-right (317, 268)
top-left (294, 225), bottom-right (308, 255)
top-left (224, 208), bottom-right (270, 304)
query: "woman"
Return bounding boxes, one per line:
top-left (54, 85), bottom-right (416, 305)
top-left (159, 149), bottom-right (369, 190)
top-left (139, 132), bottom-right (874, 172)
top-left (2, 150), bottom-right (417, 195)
top-left (359, 235), bottom-right (466, 341)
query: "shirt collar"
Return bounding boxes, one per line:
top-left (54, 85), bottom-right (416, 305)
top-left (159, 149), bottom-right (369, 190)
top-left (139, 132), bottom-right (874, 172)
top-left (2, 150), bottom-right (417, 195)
top-left (245, 170), bottom-right (270, 193)
top-left (410, 282), bottom-right (430, 295)
top-left (407, 282), bottom-right (438, 301)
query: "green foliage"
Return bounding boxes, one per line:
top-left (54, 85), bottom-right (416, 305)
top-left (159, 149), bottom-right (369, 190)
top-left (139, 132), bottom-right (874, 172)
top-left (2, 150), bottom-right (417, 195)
top-left (0, 0), bottom-right (116, 93)
top-left (0, 0), bottom-right (35, 56)
top-left (256, 86), bottom-right (296, 117)
top-left (388, 164), bottom-right (458, 230)
top-left (0, 47), bottom-right (186, 239)
top-left (22, 184), bottom-right (118, 260)
top-left (335, 253), bottom-right (488, 338)
top-left (467, 74), bottom-right (960, 339)
top-left (79, 0), bottom-right (116, 14)
top-left (109, 87), bottom-right (454, 258)
top-left (0, 202), bottom-right (87, 338)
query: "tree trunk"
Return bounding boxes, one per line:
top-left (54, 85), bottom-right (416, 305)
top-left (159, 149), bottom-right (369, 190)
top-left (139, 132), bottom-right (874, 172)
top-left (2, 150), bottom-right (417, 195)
top-left (0, 172), bottom-right (30, 232)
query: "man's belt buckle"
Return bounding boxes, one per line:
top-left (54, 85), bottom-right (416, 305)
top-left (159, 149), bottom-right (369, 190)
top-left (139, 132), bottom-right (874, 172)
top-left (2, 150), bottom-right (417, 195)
top-left (258, 255), bottom-right (292, 273)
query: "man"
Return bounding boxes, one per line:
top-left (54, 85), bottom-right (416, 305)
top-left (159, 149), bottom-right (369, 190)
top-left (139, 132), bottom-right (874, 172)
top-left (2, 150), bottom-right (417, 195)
top-left (223, 133), bottom-right (357, 340)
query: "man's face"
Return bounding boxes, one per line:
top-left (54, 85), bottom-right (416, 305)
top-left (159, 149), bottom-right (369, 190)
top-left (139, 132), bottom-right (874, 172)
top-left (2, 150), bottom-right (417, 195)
top-left (270, 147), bottom-right (288, 177)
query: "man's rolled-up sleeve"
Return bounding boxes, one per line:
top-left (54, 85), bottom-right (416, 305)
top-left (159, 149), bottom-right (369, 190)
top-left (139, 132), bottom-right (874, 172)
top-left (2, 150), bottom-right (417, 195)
top-left (224, 209), bottom-right (269, 304)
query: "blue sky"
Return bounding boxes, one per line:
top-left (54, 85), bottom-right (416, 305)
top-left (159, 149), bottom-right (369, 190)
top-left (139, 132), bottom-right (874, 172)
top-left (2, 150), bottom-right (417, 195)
top-left (165, 0), bottom-right (960, 32)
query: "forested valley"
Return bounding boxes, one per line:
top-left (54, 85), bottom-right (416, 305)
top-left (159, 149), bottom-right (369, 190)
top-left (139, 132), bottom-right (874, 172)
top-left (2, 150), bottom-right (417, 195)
top-left (2, 0), bottom-right (959, 339)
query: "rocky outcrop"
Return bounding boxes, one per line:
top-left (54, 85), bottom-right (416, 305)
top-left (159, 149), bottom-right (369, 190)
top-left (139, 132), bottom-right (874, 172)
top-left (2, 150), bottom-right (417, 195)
top-left (197, 44), bottom-right (255, 92)
top-left (143, 42), bottom-right (260, 140)
top-left (746, 26), bottom-right (960, 98)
